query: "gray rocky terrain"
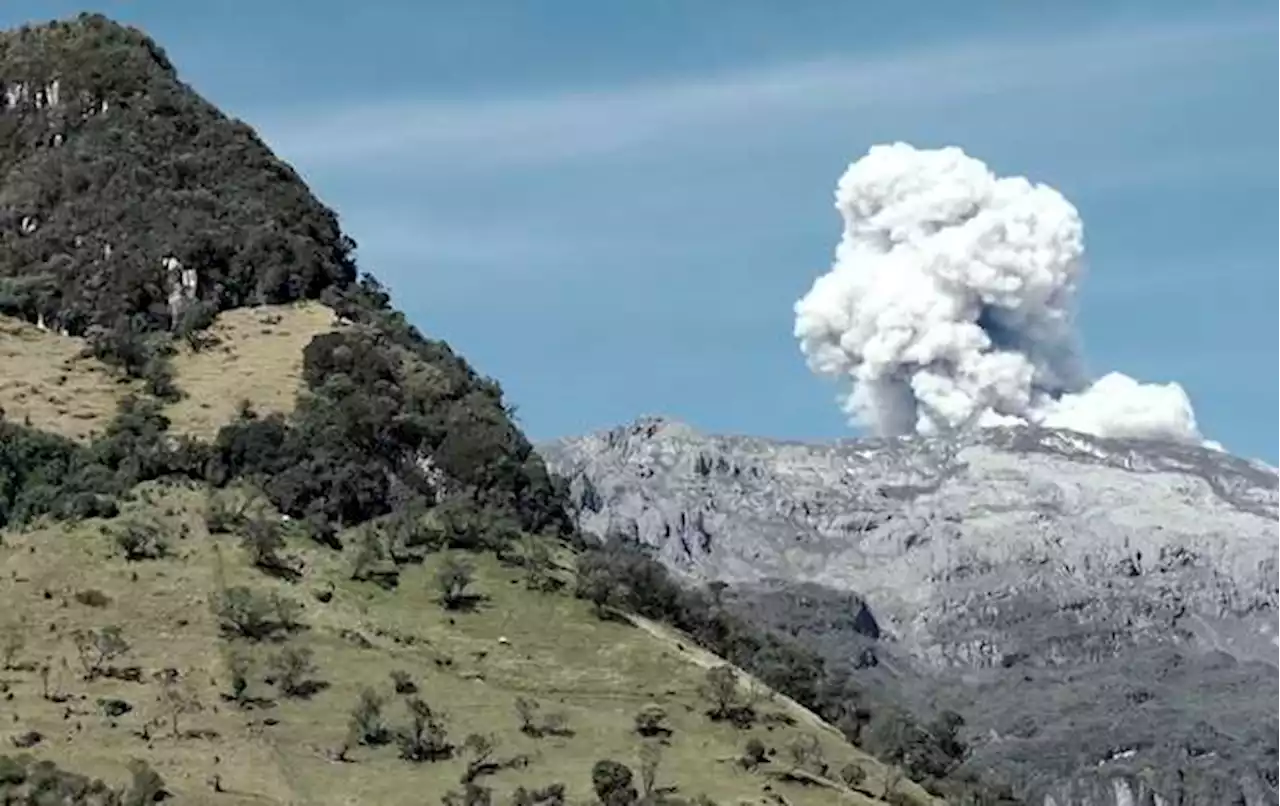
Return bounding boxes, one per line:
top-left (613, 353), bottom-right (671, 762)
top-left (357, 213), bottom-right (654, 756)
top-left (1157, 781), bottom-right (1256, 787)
top-left (540, 416), bottom-right (1279, 806)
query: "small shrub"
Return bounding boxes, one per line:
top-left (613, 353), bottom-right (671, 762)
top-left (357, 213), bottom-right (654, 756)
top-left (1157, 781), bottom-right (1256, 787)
top-left (398, 696), bottom-right (452, 762)
top-left (638, 742), bottom-right (662, 798)
top-left (434, 555), bottom-right (477, 611)
top-left (143, 355), bottom-right (181, 401)
top-left (390, 670), bottom-right (417, 695)
top-left (591, 759), bottom-right (637, 806)
top-left (441, 783), bottom-right (493, 806)
top-left (740, 738), bottom-right (768, 770)
top-left (206, 492), bottom-right (248, 534)
top-left (155, 668), bottom-right (202, 737)
top-left (98, 697), bottom-right (133, 717)
top-left (0, 623), bottom-right (25, 670)
top-left (514, 697), bottom-right (572, 738)
top-left (74, 589), bottom-right (112, 608)
top-left (115, 519), bottom-right (169, 561)
top-left (511, 784), bottom-right (567, 806)
top-left (351, 687), bottom-right (389, 746)
top-left (226, 651), bottom-right (252, 704)
top-left (213, 586), bottom-right (302, 641)
top-left (72, 626), bottom-right (130, 680)
top-left (351, 527), bottom-right (399, 589)
top-left (786, 734), bottom-right (827, 777)
top-left (242, 511), bottom-right (300, 581)
top-left (10, 730), bottom-right (42, 748)
top-left (633, 704), bottom-right (671, 738)
top-left (700, 665), bottom-right (754, 726)
top-left (521, 537), bottom-right (562, 593)
top-left (840, 761), bottom-right (867, 789)
top-left (124, 758), bottom-right (168, 806)
top-left (459, 732), bottom-right (500, 784)
top-left (268, 646), bottom-right (321, 698)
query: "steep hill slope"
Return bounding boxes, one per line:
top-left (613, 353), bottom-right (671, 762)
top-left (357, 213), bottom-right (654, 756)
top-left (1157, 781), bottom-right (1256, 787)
top-left (0, 13), bottom-right (940, 806)
top-left (1, 479), bottom-right (912, 805)
top-left (541, 417), bottom-right (1280, 806)
top-left (0, 13), bottom-right (356, 336)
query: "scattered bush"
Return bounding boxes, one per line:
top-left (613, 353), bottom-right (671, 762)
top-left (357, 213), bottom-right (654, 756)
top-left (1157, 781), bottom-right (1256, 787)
top-left (591, 759), bottom-right (637, 806)
top-left (434, 555), bottom-right (477, 611)
top-left (520, 536), bottom-right (563, 593)
top-left (441, 783), bottom-right (493, 806)
top-left (213, 586), bottom-right (302, 641)
top-left (740, 738), bottom-right (768, 771)
top-left (114, 518), bottom-right (169, 561)
top-left (390, 670), bottom-right (417, 695)
top-left (699, 665), bottom-right (755, 727)
top-left (0, 623), bottom-right (25, 670)
top-left (514, 697), bottom-right (572, 739)
top-left (511, 784), bottom-right (567, 806)
top-left (351, 687), bottom-right (389, 746)
top-left (785, 734), bottom-right (828, 778)
top-left (637, 742), bottom-right (663, 799)
top-left (225, 651), bottom-right (252, 705)
top-left (72, 626), bottom-right (129, 680)
top-left (124, 758), bottom-right (168, 805)
top-left (634, 704), bottom-right (671, 738)
top-left (206, 491), bottom-right (248, 534)
top-left (398, 697), bottom-right (452, 762)
top-left (154, 668), bottom-right (202, 737)
top-left (0, 754), bottom-right (145, 805)
top-left (241, 510), bottom-right (300, 581)
top-left (268, 646), bottom-right (321, 698)
top-left (459, 733), bottom-right (500, 784)
top-left (73, 589), bottom-right (112, 608)
top-left (350, 527), bottom-right (399, 589)
top-left (840, 762), bottom-right (867, 789)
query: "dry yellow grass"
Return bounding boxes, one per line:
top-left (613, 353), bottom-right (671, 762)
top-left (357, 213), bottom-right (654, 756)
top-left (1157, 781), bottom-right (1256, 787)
top-left (0, 314), bottom-right (129, 440)
top-left (0, 484), bottom-right (920, 805)
top-left (165, 301), bottom-right (340, 440)
top-left (0, 302), bottom-right (339, 443)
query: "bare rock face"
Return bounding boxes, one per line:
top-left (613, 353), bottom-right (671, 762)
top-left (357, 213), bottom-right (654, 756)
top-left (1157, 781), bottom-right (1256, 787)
top-left (540, 416), bottom-right (1279, 806)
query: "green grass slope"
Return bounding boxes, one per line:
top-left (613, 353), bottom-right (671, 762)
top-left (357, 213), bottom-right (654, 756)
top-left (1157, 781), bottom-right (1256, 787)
top-left (0, 481), bottom-right (923, 805)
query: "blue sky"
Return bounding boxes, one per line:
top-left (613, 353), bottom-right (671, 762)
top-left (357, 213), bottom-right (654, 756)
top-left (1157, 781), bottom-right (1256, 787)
top-left (5, 2), bottom-right (1277, 460)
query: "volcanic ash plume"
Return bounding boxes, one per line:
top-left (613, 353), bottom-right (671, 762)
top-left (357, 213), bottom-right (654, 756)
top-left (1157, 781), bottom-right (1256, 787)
top-left (793, 142), bottom-right (1206, 445)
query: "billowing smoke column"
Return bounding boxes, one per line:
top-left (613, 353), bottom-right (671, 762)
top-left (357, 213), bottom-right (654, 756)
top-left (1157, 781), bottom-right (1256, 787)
top-left (794, 142), bottom-right (1207, 445)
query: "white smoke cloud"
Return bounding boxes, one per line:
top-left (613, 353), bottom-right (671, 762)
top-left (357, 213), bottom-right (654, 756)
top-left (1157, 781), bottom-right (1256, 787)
top-left (794, 142), bottom-right (1208, 446)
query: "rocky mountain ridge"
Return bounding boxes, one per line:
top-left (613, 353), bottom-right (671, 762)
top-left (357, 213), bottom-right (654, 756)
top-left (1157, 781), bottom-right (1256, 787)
top-left (540, 416), bottom-right (1279, 806)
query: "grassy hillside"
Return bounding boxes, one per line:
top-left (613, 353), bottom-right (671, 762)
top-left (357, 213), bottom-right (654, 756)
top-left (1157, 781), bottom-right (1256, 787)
top-left (0, 303), bottom-right (937, 805)
top-left (0, 486), bottom-right (920, 805)
top-left (0, 302), bottom-right (337, 443)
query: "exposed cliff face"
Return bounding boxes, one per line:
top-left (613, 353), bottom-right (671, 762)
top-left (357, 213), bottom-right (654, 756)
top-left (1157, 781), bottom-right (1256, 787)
top-left (0, 14), bottom-right (357, 336)
top-left (541, 417), bottom-right (1279, 806)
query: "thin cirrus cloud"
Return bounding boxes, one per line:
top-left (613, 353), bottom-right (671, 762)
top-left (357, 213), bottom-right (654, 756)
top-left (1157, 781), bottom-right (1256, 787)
top-left (251, 12), bottom-right (1269, 174)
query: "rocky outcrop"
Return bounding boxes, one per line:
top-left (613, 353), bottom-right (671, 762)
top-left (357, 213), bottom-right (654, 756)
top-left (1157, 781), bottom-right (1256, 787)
top-left (541, 416), bottom-right (1279, 806)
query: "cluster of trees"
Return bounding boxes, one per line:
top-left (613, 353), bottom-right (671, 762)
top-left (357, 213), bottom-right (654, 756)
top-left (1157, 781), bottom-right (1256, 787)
top-left (2, 283), bottom-right (571, 557)
top-left (0, 395), bottom-right (203, 529)
top-left (207, 310), bottom-right (572, 542)
top-left (0, 755), bottom-right (166, 806)
top-left (0, 13), bottom-right (358, 340)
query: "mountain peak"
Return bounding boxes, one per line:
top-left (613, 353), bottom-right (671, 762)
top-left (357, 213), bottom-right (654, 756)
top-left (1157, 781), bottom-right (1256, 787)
top-left (0, 13), bottom-right (355, 337)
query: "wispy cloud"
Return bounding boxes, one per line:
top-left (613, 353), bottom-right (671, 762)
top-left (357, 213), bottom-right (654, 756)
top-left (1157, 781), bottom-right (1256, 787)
top-left (252, 13), bottom-right (1269, 172)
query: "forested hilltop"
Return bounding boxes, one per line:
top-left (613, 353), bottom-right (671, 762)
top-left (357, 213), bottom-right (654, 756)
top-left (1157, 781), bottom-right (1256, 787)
top-left (0, 14), bottom-right (1019, 805)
